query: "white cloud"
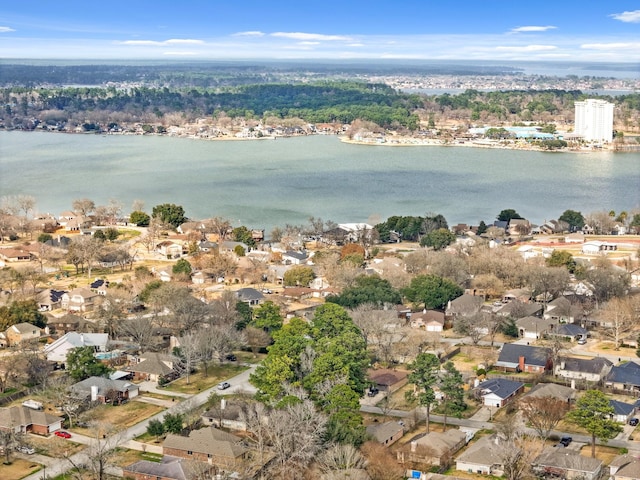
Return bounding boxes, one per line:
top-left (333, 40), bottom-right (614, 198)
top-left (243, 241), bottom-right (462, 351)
top-left (0, 26), bottom-right (15, 33)
top-left (610, 10), bottom-right (640, 23)
top-left (581, 42), bottom-right (640, 50)
top-left (495, 44), bottom-right (557, 52)
top-left (298, 41), bottom-right (320, 45)
top-left (164, 39), bottom-right (204, 45)
top-left (509, 25), bottom-right (557, 33)
top-left (271, 32), bottom-right (351, 41)
top-left (347, 43), bottom-right (364, 47)
top-left (232, 31), bottom-right (265, 37)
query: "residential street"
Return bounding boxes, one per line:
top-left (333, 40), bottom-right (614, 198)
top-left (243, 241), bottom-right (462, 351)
top-left (21, 364), bottom-right (257, 480)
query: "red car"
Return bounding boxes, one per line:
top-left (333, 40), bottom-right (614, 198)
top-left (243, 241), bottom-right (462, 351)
top-left (55, 431), bottom-right (71, 439)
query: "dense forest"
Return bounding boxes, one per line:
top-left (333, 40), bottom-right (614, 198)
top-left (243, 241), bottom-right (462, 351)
top-left (1, 63), bottom-right (639, 133)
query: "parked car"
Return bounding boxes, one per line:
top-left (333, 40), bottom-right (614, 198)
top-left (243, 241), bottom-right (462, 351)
top-left (55, 431), bottom-right (72, 439)
top-left (217, 381), bottom-right (231, 390)
top-left (17, 445), bottom-right (35, 454)
top-left (367, 387), bottom-right (379, 397)
top-left (559, 436), bottom-right (572, 446)
top-left (577, 337), bottom-right (587, 345)
top-left (225, 354), bottom-right (237, 362)
top-left (630, 418), bottom-right (639, 426)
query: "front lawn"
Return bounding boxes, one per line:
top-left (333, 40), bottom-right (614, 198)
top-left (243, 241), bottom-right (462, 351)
top-left (76, 401), bottom-right (165, 431)
top-left (0, 458), bottom-right (42, 480)
top-left (163, 364), bottom-right (249, 395)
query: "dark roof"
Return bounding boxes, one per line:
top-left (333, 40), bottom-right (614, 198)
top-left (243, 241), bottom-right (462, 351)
top-left (607, 362), bottom-right (640, 387)
top-left (554, 324), bottom-right (588, 337)
top-left (477, 378), bottom-right (524, 399)
top-left (496, 343), bottom-right (550, 368)
top-left (235, 288), bottom-right (264, 302)
top-left (558, 356), bottom-right (612, 374)
top-left (284, 250), bottom-right (309, 261)
top-left (610, 399), bottom-right (635, 416)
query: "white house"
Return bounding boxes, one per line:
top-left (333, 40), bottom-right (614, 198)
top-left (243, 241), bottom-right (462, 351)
top-left (44, 332), bottom-right (109, 366)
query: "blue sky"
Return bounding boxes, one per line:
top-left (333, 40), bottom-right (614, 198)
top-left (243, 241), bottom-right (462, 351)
top-left (1, 1), bottom-right (639, 62)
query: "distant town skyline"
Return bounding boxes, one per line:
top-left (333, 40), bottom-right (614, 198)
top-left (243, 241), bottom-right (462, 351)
top-left (1, 1), bottom-right (639, 62)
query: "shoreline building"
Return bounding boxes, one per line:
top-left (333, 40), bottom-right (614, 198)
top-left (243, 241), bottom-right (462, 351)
top-left (574, 99), bottom-right (614, 142)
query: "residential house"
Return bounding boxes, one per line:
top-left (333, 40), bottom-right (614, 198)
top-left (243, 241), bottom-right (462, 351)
top-left (36, 288), bottom-right (65, 311)
top-left (582, 240), bottom-right (617, 255)
top-left (543, 296), bottom-right (582, 324)
top-left (236, 288), bottom-right (264, 306)
top-left (501, 289), bottom-right (532, 304)
top-left (282, 250), bottom-right (310, 265)
top-left (410, 310), bottom-right (445, 331)
top-left (446, 294), bottom-right (483, 320)
top-left (0, 248), bottom-right (31, 262)
top-left (163, 426), bottom-right (248, 469)
top-left (60, 288), bottom-right (99, 313)
top-left (127, 352), bottom-right (177, 383)
top-left (156, 241), bottom-right (183, 258)
top-left (494, 343), bottom-right (552, 373)
top-left (0, 406), bottom-right (63, 435)
top-left (523, 383), bottom-right (577, 404)
top-left (495, 300), bottom-right (542, 318)
top-left (455, 434), bottom-right (504, 475)
top-left (44, 332), bottom-right (109, 366)
top-left (515, 316), bottom-right (557, 339)
top-left (368, 369), bottom-right (409, 393)
top-left (4, 322), bottom-right (41, 347)
top-left (508, 218), bottom-right (531, 236)
top-left (201, 399), bottom-right (248, 431)
top-left (399, 429), bottom-right (467, 467)
top-left (366, 421), bottom-right (404, 447)
top-left (532, 447), bottom-right (603, 480)
top-left (123, 456), bottom-right (214, 480)
top-left (610, 400), bottom-right (636, 423)
top-left (46, 313), bottom-right (100, 335)
top-left (547, 324), bottom-right (588, 342)
top-left (610, 454), bottom-right (640, 480)
top-left (606, 362), bottom-right (640, 392)
top-left (220, 241), bottom-right (249, 254)
top-left (555, 356), bottom-right (612, 383)
top-left (70, 376), bottom-right (139, 404)
top-left (476, 378), bottom-right (524, 407)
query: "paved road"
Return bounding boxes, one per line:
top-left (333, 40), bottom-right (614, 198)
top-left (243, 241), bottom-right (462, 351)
top-left (22, 364), bottom-right (257, 480)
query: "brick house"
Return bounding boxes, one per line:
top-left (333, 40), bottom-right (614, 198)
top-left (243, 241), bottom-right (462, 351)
top-left (0, 406), bottom-right (63, 435)
top-left (163, 427), bottom-right (248, 469)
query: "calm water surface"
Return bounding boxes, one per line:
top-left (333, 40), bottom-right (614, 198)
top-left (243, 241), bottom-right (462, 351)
top-left (1, 131), bottom-right (638, 232)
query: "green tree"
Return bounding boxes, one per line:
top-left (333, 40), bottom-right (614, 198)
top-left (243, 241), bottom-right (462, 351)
top-left (283, 265), bottom-right (315, 287)
top-left (420, 228), bottom-right (456, 250)
top-left (558, 209), bottom-right (585, 231)
top-left (151, 203), bottom-right (186, 229)
top-left (439, 361), bottom-right (466, 428)
top-left (0, 299), bottom-right (47, 330)
top-left (406, 353), bottom-right (440, 432)
top-left (325, 275), bottom-right (401, 309)
top-left (37, 233), bottom-right (53, 243)
top-left (496, 209), bottom-right (523, 222)
top-left (477, 221), bottom-right (488, 235)
top-left (104, 228), bottom-right (119, 241)
top-left (172, 258), bottom-right (192, 275)
top-left (252, 301), bottom-right (283, 333)
top-left (66, 346), bottom-right (111, 381)
top-left (323, 384), bottom-right (366, 445)
top-left (402, 274), bottom-right (463, 310)
top-left (129, 210), bottom-right (150, 227)
top-left (232, 226), bottom-right (256, 248)
top-left (146, 418), bottom-right (165, 441)
top-left (567, 390), bottom-right (622, 458)
top-left (546, 250), bottom-right (577, 273)
top-left (163, 413), bottom-right (184, 434)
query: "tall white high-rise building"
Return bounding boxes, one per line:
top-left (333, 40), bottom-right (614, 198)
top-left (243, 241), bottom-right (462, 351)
top-left (574, 99), bottom-right (614, 142)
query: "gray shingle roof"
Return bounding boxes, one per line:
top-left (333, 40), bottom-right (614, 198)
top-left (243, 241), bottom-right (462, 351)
top-left (477, 378), bottom-right (524, 400)
top-left (496, 343), bottom-right (550, 369)
top-left (607, 362), bottom-right (640, 387)
top-left (163, 427), bottom-right (246, 459)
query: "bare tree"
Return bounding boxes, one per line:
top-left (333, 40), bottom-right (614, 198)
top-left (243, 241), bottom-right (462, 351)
top-left (119, 315), bottom-right (157, 352)
top-left (245, 326), bottom-right (271, 358)
top-left (46, 377), bottom-right (86, 428)
top-left (520, 396), bottom-right (569, 442)
top-left (601, 297), bottom-right (636, 350)
top-left (318, 443), bottom-right (367, 476)
top-left (495, 416), bottom-right (537, 480)
top-left (72, 198), bottom-right (95, 216)
top-left (175, 332), bottom-right (202, 384)
top-left (361, 441), bottom-right (405, 480)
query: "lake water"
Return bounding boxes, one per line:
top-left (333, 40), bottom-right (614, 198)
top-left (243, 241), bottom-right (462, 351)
top-left (0, 131), bottom-right (638, 233)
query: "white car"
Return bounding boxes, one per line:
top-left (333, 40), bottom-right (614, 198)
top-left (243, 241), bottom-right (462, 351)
top-left (17, 445), bottom-right (35, 455)
top-left (577, 337), bottom-right (587, 345)
top-left (217, 382), bottom-right (231, 390)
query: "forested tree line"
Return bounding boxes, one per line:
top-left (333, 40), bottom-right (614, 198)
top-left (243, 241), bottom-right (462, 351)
top-left (2, 81), bottom-right (639, 132)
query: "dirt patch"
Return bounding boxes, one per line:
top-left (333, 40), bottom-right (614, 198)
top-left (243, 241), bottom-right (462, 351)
top-left (79, 401), bottom-right (165, 430)
top-left (579, 444), bottom-right (622, 464)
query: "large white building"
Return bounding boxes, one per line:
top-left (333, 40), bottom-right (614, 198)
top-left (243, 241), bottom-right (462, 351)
top-left (574, 99), bottom-right (614, 142)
